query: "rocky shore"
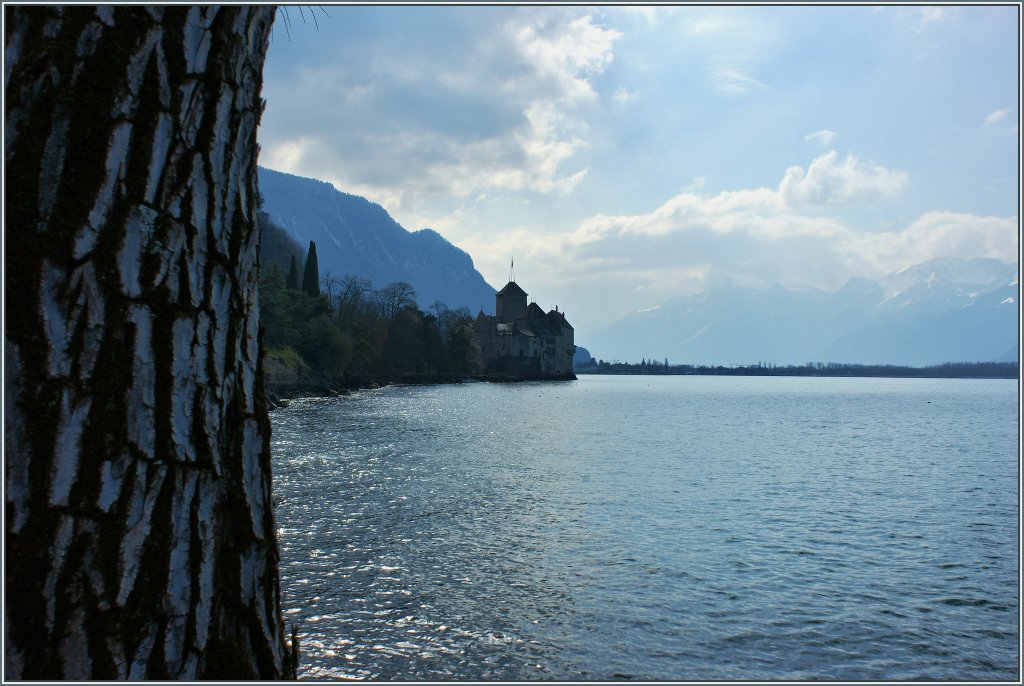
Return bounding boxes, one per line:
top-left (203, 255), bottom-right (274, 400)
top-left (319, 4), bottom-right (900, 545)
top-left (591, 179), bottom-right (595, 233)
top-left (263, 348), bottom-right (576, 409)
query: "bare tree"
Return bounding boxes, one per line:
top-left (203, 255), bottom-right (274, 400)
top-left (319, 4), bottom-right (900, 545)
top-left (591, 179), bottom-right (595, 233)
top-left (336, 274), bottom-right (373, 318)
top-left (320, 270), bottom-right (339, 309)
top-left (373, 281), bottom-right (417, 321)
top-left (5, 6), bottom-right (286, 679)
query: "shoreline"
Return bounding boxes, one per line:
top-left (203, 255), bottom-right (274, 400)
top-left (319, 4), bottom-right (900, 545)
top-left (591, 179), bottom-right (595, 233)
top-left (575, 360), bottom-right (1018, 380)
top-left (266, 372), bottom-right (578, 408)
top-left (266, 363), bottom-right (1016, 408)
top-left (576, 370), bottom-right (1018, 380)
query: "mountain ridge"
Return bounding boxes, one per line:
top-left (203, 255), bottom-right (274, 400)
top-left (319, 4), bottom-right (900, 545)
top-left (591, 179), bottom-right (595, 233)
top-left (257, 166), bottom-right (497, 312)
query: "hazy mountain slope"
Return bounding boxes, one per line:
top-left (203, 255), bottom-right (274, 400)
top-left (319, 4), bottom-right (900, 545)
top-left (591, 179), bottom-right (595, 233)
top-left (591, 281), bottom-right (876, 366)
top-left (257, 167), bottom-right (496, 312)
top-left (573, 346), bottom-right (594, 368)
top-left (588, 258), bottom-right (1018, 366)
top-left (819, 285), bottom-right (1018, 365)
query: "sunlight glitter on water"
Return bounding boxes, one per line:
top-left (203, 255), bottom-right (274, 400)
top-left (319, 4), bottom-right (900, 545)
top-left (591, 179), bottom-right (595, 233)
top-left (272, 376), bottom-right (1019, 681)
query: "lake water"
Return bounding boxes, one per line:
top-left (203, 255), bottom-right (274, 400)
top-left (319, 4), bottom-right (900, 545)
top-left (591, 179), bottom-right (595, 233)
top-left (270, 375), bottom-right (1019, 680)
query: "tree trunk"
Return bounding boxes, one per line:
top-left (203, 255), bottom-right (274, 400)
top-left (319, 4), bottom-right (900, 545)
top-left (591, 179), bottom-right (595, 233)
top-left (5, 6), bottom-right (284, 679)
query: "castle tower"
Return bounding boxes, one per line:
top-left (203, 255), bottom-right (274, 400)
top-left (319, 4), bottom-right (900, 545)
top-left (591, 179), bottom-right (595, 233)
top-left (495, 281), bottom-right (527, 323)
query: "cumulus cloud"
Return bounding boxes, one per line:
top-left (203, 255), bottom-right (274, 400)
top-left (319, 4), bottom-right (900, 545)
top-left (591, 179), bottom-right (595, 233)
top-left (477, 152), bottom-right (1016, 327)
top-left (515, 14), bottom-right (621, 102)
top-left (779, 151), bottom-right (908, 207)
top-left (260, 8), bottom-right (621, 219)
top-left (804, 129), bottom-right (836, 146)
top-left (846, 211), bottom-right (1019, 275)
top-left (567, 187), bottom-right (850, 255)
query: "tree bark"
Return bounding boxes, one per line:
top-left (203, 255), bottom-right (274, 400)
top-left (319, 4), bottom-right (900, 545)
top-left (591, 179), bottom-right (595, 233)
top-left (5, 6), bottom-right (284, 679)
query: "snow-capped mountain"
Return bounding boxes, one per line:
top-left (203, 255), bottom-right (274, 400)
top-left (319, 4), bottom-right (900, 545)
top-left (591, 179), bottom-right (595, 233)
top-left (881, 256), bottom-right (1015, 292)
top-left (877, 257), bottom-right (1017, 314)
top-left (257, 166), bottom-right (497, 312)
top-left (586, 257), bottom-right (1019, 366)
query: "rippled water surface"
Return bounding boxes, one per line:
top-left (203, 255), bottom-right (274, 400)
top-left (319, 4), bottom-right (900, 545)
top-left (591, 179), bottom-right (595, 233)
top-left (271, 375), bottom-right (1019, 680)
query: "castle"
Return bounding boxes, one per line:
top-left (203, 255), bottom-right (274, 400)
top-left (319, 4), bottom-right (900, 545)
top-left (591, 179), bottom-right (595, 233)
top-left (473, 280), bottom-right (576, 378)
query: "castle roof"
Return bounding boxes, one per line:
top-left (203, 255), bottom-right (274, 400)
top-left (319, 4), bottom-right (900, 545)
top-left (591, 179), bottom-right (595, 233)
top-left (525, 302), bottom-right (546, 318)
top-left (547, 309), bottom-right (573, 329)
top-left (475, 310), bottom-right (490, 323)
top-left (496, 281), bottom-right (527, 297)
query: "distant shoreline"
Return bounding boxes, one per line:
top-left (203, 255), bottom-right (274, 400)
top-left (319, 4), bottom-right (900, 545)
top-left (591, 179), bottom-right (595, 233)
top-left (575, 361), bottom-right (1018, 380)
top-left (265, 363), bottom-right (1016, 407)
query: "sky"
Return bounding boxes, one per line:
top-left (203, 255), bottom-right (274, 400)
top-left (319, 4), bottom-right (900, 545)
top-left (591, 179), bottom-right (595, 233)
top-left (259, 4), bottom-right (1020, 334)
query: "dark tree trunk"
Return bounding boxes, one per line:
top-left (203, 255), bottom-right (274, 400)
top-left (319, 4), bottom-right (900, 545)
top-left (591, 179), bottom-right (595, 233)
top-left (4, 6), bottom-right (285, 679)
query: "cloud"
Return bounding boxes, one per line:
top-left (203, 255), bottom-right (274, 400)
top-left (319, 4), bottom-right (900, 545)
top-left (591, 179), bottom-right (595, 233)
top-left (846, 211), bottom-right (1019, 275)
top-left (514, 14), bottom-right (621, 102)
top-left (567, 184), bottom-right (845, 248)
top-left (904, 5), bottom-right (951, 43)
top-left (618, 5), bottom-right (666, 26)
top-left (984, 108), bottom-right (1009, 126)
top-left (259, 8), bottom-right (621, 220)
top-left (684, 10), bottom-right (778, 97)
top-left (804, 130), bottom-right (836, 147)
top-left (262, 137), bottom-right (317, 174)
top-left (612, 86), bottom-right (638, 104)
top-left (913, 6), bottom-right (948, 33)
top-left (472, 153), bottom-right (1015, 326)
top-left (779, 151), bottom-right (908, 207)
top-left (709, 68), bottom-right (772, 96)
top-left (683, 177), bottom-right (706, 192)
top-left (687, 13), bottom-right (743, 38)
top-left (981, 107), bottom-right (1017, 135)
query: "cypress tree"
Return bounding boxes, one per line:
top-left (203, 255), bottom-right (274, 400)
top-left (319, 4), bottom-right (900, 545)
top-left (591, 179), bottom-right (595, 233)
top-left (287, 253), bottom-right (300, 290)
top-left (302, 240), bottom-right (320, 297)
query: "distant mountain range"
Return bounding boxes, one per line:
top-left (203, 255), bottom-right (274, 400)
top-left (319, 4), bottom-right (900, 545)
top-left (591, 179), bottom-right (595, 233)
top-left (257, 167), bottom-right (496, 312)
top-left (586, 257), bottom-right (1019, 367)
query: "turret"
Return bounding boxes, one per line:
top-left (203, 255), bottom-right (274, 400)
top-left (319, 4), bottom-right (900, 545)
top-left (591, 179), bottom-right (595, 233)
top-left (495, 281), bottom-right (527, 323)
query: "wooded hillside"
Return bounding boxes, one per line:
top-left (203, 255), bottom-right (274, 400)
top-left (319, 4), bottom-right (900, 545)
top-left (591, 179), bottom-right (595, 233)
top-left (258, 214), bottom-right (483, 393)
